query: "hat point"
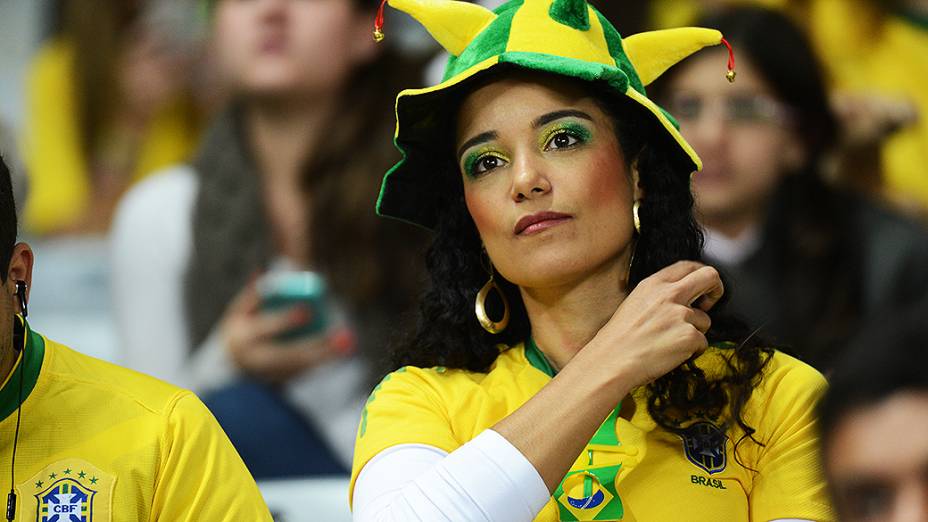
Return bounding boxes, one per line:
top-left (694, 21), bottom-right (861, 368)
top-left (387, 0), bottom-right (497, 56)
top-left (623, 27), bottom-right (724, 86)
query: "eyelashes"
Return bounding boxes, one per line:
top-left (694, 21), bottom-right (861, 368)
top-left (463, 148), bottom-right (510, 178)
top-left (538, 122), bottom-right (592, 151)
top-left (460, 121), bottom-right (594, 178)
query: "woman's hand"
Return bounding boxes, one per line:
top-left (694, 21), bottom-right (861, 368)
top-left (590, 261), bottom-right (724, 392)
top-left (220, 282), bottom-right (356, 383)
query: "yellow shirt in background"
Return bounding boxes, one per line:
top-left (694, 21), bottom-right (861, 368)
top-left (0, 322), bottom-right (272, 521)
top-left (808, 1), bottom-right (928, 208)
top-left (351, 343), bottom-right (835, 521)
top-left (21, 38), bottom-right (201, 234)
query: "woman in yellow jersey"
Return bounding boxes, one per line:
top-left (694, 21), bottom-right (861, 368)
top-left (351, 0), bottom-right (834, 520)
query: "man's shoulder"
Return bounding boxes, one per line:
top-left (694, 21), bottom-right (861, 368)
top-left (42, 336), bottom-right (196, 419)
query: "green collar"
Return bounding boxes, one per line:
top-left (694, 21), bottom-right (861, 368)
top-left (0, 319), bottom-right (46, 421)
top-left (525, 337), bottom-right (557, 377)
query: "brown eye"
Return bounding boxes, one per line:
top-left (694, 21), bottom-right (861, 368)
top-left (479, 156), bottom-right (500, 171)
top-left (548, 131), bottom-right (579, 150)
top-left (465, 152), bottom-right (509, 177)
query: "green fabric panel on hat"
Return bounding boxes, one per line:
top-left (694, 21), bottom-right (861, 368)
top-left (501, 51), bottom-right (630, 93)
top-left (548, 0), bottom-right (590, 31)
top-left (594, 10), bottom-right (645, 95)
top-left (443, 0), bottom-right (523, 82)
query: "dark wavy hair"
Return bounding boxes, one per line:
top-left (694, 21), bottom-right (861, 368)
top-left (390, 70), bottom-right (773, 451)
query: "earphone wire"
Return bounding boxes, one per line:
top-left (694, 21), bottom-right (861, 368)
top-left (7, 314), bottom-right (27, 521)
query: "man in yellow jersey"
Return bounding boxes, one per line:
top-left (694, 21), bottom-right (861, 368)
top-left (0, 153), bottom-right (271, 521)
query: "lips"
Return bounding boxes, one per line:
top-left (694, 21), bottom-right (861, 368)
top-left (514, 211), bottom-right (572, 235)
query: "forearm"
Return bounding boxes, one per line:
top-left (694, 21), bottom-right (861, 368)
top-left (493, 339), bottom-right (632, 491)
top-left (353, 431), bottom-right (549, 521)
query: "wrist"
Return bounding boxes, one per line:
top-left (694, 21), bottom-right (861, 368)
top-left (566, 337), bottom-right (634, 399)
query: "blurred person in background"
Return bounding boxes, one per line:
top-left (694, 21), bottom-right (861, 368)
top-left (0, 152), bottom-right (272, 521)
top-left (652, 6), bottom-right (928, 371)
top-left (22, 0), bottom-right (206, 235)
top-left (110, 0), bottom-right (428, 478)
top-left (819, 301), bottom-right (928, 522)
top-left (650, 0), bottom-right (928, 214)
top-left (0, 123), bottom-right (27, 214)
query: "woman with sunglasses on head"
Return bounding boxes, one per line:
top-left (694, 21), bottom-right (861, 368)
top-left (349, 0), bottom-right (835, 520)
top-left (653, 6), bottom-right (928, 373)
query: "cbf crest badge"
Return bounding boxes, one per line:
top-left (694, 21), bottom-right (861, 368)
top-left (17, 459), bottom-right (114, 522)
top-left (681, 422), bottom-right (727, 475)
top-left (36, 479), bottom-right (94, 522)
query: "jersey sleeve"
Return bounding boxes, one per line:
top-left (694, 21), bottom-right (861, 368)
top-left (747, 353), bottom-right (836, 521)
top-left (349, 367), bottom-right (463, 506)
top-left (149, 391), bottom-right (273, 521)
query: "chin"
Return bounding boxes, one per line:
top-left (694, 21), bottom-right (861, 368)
top-left (501, 255), bottom-right (602, 290)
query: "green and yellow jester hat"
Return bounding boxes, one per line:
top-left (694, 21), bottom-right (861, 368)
top-left (373, 0), bottom-right (736, 229)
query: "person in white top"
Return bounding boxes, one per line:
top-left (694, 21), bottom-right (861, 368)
top-left (110, 0), bottom-right (427, 477)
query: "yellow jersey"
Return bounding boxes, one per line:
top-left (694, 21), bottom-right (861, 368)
top-left (0, 322), bottom-right (272, 521)
top-left (351, 342), bottom-right (835, 521)
top-left (21, 38), bottom-right (202, 234)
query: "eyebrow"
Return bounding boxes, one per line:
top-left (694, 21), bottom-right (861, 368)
top-left (457, 131), bottom-right (498, 160)
top-left (532, 109), bottom-right (593, 128)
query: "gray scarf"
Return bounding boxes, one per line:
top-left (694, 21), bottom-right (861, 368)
top-left (185, 106), bottom-right (272, 350)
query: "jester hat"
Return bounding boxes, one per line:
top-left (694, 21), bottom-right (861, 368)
top-left (374, 0), bottom-right (734, 229)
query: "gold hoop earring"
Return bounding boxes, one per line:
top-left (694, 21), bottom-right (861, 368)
top-left (475, 273), bottom-right (510, 334)
top-left (633, 200), bottom-right (642, 234)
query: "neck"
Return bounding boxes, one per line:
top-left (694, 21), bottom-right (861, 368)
top-left (243, 93), bottom-right (339, 183)
top-left (522, 249), bottom-right (631, 371)
top-left (0, 317), bottom-right (18, 388)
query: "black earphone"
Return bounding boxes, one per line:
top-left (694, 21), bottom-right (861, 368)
top-left (14, 280), bottom-right (27, 320)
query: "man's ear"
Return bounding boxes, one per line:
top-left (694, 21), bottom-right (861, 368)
top-left (6, 243), bottom-right (34, 312)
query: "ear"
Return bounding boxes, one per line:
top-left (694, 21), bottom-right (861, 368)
top-left (6, 243), bottom-right (34, 312)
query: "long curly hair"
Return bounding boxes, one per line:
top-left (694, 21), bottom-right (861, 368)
top-left (391, 73), bottom-right (773, 449)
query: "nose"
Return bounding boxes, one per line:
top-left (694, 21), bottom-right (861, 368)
top-left (509, 152), bottom-right (551, 202)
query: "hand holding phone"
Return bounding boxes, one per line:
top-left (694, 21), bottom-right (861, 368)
top-left (257, 270), bottom-right (330, 341)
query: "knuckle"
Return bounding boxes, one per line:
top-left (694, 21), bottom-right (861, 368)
top-left (684, 327), bottom-right (705, 346)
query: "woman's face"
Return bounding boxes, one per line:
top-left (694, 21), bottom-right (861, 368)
top-left (663, 49), bottom-right (804, 229)
top-left (213, 0), bottom-right (376, 97)
top-left (455, 74), bottom-right (640, 290)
